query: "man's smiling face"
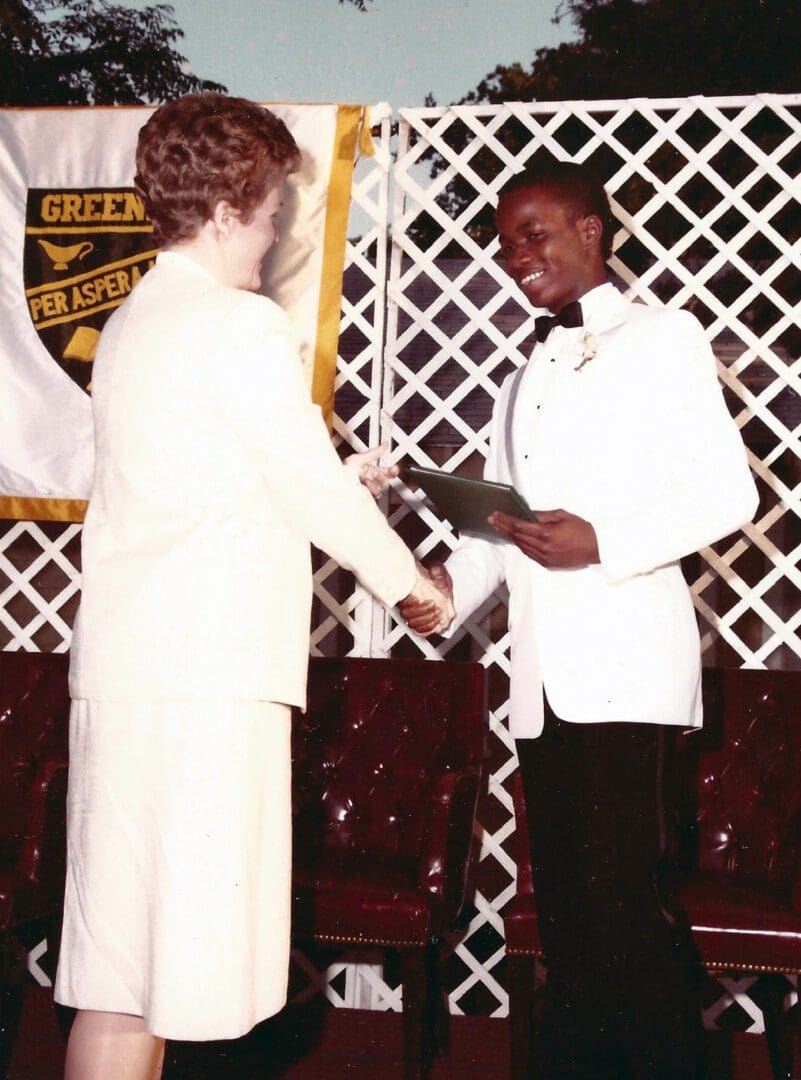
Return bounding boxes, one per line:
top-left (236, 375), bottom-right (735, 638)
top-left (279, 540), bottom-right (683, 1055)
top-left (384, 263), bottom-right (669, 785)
top-left (495, 183), bottom-right (606, 314)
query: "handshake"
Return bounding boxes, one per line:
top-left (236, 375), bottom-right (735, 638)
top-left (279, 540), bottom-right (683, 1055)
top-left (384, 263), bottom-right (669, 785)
top-left (400, 562), bottom-right (455, 637)
top-left (344, 444), bottom-right (457, 636)
top-left (345, 445), bottom-right (455, 637)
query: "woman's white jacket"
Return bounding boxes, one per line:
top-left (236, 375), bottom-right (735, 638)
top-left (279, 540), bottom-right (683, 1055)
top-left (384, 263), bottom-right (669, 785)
top-left (70, 251), bottom-right (415, 707)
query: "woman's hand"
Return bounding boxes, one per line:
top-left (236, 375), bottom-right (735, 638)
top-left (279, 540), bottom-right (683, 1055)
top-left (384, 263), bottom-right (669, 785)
top-left (489, 508), bottom-right (600, 568)
top-left (399, 562), bottom-right (455, 636)
top-left (345, 442), bottom-right (399, 497)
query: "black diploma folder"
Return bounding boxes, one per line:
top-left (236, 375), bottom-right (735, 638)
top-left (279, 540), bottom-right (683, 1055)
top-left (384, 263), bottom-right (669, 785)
top-left (401, 463), bottom-right (537, 540)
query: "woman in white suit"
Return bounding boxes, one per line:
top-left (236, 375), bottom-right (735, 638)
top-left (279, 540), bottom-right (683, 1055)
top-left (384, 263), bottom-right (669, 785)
top-left (54, 93), bottom-right (449, 1080)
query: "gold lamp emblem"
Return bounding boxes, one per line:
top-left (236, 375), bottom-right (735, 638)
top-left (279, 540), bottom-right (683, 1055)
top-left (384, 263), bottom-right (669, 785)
top-left (38, 238), bottom-right (94, 271)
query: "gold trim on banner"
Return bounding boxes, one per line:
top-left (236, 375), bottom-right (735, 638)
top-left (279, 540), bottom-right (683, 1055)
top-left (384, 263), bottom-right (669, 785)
top-left (0, 495), bottom-right (87, 522)
top-left (359, 110), bottom-right (376, 158)
top-left (311, 104), bottom-right (366, 426)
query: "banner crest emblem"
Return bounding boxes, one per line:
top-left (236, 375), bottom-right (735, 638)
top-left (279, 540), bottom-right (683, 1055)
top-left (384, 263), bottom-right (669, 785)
top-left (24, 187), bottom-right (158, 392)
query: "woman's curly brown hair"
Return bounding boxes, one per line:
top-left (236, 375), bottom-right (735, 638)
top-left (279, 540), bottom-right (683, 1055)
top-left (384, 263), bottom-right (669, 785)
top-left (135, 93), bottom-right (301, 246)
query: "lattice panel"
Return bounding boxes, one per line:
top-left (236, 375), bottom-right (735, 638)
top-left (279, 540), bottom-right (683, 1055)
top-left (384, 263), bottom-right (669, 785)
top-left (307, 111), bottom-right (394, 662)
top-left (377, 96), bottom-right (801, 1027)
top-left (0, 520), bottom-right (81, 652)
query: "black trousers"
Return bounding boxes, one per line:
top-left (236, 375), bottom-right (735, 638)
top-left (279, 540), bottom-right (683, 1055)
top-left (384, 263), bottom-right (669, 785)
top-left (516, 704), bottom-right (707, 1079)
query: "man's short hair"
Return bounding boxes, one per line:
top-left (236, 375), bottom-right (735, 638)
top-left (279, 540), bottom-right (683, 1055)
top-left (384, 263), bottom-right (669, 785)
top-left (135, 93), bottom-right (301, 247)
top-left (498, 159), bottom-right (615, 261)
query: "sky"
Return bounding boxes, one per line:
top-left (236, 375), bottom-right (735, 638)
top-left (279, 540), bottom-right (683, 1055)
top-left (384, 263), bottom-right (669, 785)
top-left (128, 0), bottom-right (574, 107)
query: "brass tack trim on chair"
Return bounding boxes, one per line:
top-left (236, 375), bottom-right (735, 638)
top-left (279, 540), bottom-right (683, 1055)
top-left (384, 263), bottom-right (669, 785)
top-left (505, 946), bottom-right (545, 957)
top-left (312, 933), bottom-right (428, 948)
top-left (501, 948), bottom-right (799, 974)
top-left (705, 961), bottom-right (801, 975)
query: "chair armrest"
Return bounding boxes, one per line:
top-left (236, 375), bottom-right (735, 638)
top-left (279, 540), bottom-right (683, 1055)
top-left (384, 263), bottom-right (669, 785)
top-left (15, 757), bottom-right (68, 897)
top-left (419, 767), bottom-right (482, 918)
top-left (511, 771), bottom-right (535, 897)
top-left (783, 810), bottom-right (801, 912)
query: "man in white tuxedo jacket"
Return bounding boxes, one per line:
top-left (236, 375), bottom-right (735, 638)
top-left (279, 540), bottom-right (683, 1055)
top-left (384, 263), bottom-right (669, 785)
top-left (402, 160), bottom-right (757, 1078)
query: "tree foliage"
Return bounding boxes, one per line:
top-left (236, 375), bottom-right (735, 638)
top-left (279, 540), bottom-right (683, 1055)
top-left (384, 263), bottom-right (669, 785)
top-left (415, 0), bottom-right (801, 255)
top-left (0, 0), bottom-right (226, 105)
top-left (0, 0), bottom-right (375, 106)
top-left (461, 0), bottom-right (801, 105)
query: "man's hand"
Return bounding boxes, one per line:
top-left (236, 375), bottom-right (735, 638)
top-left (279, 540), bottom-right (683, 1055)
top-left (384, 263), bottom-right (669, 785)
top-left (399, 561), bottom-right (455, 636)
top-left (489, 508), bottom-right (600, 568)
top-left (345, 442), bottom-right (399, 497)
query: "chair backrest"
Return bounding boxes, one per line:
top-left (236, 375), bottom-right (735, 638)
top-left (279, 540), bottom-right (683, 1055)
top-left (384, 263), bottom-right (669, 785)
top-left (678, 668), bottom-right (801, 901)
top-left (292, 656), bottom-right (486, 866)
top-left (0, 651), bottom-right (69, 919)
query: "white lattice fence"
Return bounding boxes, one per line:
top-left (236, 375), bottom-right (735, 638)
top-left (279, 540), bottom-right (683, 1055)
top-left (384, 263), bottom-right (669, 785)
top-left (376, 95), bottom-right (801, 1027)
top-left (305, 111), bottom-right (395, 663)
top-left (3, 95), bottom-right (800, 1031)
top-left (0, 521), bottom-right (81, 652)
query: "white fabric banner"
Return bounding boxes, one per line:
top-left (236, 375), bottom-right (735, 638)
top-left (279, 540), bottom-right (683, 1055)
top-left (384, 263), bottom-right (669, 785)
top-left (0, 102), bottom-right (363, 516)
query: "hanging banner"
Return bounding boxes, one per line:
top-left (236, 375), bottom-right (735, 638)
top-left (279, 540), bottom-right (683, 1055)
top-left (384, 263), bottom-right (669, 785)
top-left (0, 102), bottom-right (369, 521)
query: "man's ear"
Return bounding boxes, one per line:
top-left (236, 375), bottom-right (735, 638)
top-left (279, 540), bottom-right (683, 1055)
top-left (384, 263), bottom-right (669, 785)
top-left (579, 213), bottom-right (603, 251)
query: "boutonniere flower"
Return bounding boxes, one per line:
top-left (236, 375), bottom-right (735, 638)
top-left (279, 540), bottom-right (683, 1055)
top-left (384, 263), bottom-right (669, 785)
top-left (574, 331), bottom-right (599, 372)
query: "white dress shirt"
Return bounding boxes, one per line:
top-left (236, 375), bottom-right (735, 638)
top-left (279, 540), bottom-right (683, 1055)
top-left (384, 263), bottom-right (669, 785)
top-left (446, 283), bottom-right (758, 738)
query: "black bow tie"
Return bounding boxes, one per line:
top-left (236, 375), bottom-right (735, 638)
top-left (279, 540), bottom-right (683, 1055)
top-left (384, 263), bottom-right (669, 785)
top-left (534, 299), bottom-right (584, 343)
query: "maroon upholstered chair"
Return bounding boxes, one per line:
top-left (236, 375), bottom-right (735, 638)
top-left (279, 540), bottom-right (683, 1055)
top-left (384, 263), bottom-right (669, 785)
top-left (0, 651), bottom-right (70, 1073)
top-left (292, 656), bottom-right (487, 1079)
top-left (503, 771), bottom-right (544, 1080)
top-left (503, 668), bottom-right (801, 1080)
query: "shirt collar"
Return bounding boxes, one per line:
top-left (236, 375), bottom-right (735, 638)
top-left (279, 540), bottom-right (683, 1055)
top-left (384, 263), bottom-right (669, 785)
top-left (155, 249), bottom-right (218, 284)
top-left (577, 281), bottom-right (629, 334)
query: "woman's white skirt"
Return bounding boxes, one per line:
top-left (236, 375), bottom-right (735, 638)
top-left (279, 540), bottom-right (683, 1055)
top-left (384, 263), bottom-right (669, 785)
top-left (54, 698), bottom-right (292, 1042)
